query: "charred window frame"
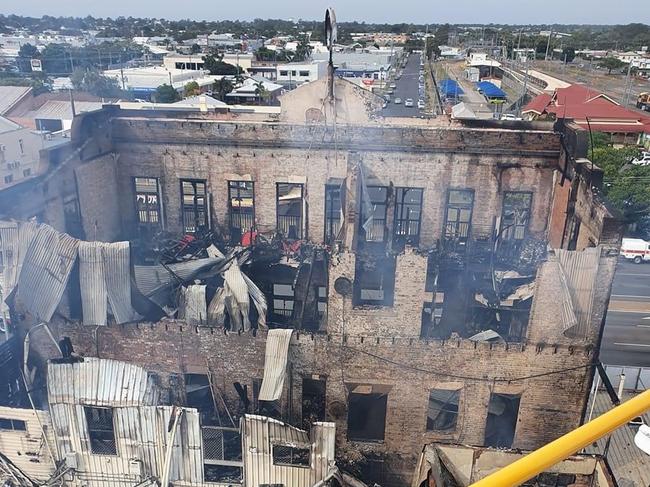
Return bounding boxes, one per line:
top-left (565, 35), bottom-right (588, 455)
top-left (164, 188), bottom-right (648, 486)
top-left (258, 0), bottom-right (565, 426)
top-left (353, 254), bottom-right (396, 307)
top-left (272, 444), bottom-right (311, 467)
top-left (276, 183), bottom-right (305, 240)
top-left (202, 425), bottom-right (243, 484)
top-left (185, 374), bottom-right (220, 425)
top-left (84, 406), bottom-right (117, 455)
top-left (324, 184), bottom-right (342, 243)
top-left (134, 177), bottom-right (162, 231)
top-left (393, 187), bottom-right (423, 246)
top-left (484, 393), bottom-right (521, 448)
top-left (347, 390), bottom-right (388, 442)
top-left (426, 389), bottom-right (460, 431)
top-left (0, 418), bottom-right (27, 431)
top-left (181, 179), bottom-right (209, 234)
top-left (302, 377), bottom-right (326, 429)
top-left (443, 189), bottom-right (474, 250)
top-left (500, 192), bottom-right (532, 242)
top-left (317, 286), bottom-right (327, 320)
top-left (272, 283), bottom-right (294, 322)
top-left (228, 181), bottom-right (255, 244)
top-left (360, 186), bottom-right (388, 242)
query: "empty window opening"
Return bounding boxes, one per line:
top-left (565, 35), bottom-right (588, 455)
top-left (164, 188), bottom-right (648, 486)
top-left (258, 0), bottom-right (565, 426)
top-left (277, 183), bottom-right (304, 239)
top-left (291, 253), bottom-right (329, 330)
top-left (84, 406), bottom-right (117, 455)
top-left (272, 283), bottom-right (294, 321)
top-left (0, 418), bottom-right (27, 431)
top-left (324, 184), bottom-right (342, 243)
top-left (228, 181), bottom-right (255, 244)
top-left (443, 189), bottom-right (474, 251)
top-left (484, 393), bottom-right (521, 448)
top-left (202, 426), bottom-right (243, 483)
top-left (135, 177), bottom-right (162, 232)
top-left (181, 179), bottom-right (209, 234)
top-left (347, 388), bottom-right (388, 442)
top-left (272, 444), bottom-right (310, 467)
top-left (203, 464), bottom-right (243, 484)
top-left (500, 192), bottom-right (532, 242)
top-left (4, 175), bottom-right (13, 184)
top-left (22, 168), bottom-right (31, 177)
top-left (353, 254), bottom-right (396, 307)
top-left (185, 373), bottom-right (221, 425)
top-left (360, 186), bottom-right (388, 242)
top-left (394, 187), bottom-right (423, 246)
top-left (302, 377), bottom-right (326, 429)
top-left (427, 389), bottom-right (460, 431)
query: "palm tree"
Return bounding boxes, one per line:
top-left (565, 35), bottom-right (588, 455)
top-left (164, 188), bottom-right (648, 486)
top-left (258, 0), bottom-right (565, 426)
top-left (254, 81), bottom-right (270, 105)
top-left (213, 78), bottom-right (234, 101)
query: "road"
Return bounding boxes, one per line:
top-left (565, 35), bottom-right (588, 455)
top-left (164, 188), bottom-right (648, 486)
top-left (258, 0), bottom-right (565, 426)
top-left (600, 260), bottom-right (650, 367)
top-left (382, 52), bottom-right (425, 118)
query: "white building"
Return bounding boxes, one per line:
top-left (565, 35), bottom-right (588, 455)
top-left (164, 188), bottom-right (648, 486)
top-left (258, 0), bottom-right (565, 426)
top-left (103, 66), bottom-right (218, 98)
top-left (276, 61), bottom-right (327, 87)
top-left (163, 53), bottom-right (254, 73)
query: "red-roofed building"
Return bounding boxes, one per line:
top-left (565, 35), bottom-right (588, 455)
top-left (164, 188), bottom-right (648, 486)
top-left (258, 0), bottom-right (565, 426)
top-left (523, 84), bottom-right (650, 145)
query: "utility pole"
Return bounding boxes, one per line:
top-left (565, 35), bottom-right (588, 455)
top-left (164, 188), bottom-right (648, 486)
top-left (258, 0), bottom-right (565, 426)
top-left (120, 55), bottom-right (126, 90)
top-left (544, 29), bottom-right (553, 61)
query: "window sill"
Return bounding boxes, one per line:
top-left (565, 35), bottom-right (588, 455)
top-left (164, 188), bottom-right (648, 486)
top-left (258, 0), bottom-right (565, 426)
top-left (347, 438), bottom-right (385, 445)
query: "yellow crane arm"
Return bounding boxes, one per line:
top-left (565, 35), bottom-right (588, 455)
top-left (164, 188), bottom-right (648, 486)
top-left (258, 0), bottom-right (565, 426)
top-left (469, 388), bottom-right (650, 487)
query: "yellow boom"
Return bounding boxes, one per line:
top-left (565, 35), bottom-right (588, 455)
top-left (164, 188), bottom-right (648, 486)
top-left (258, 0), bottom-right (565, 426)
top-left (469, 388), bottom-right (650, 487)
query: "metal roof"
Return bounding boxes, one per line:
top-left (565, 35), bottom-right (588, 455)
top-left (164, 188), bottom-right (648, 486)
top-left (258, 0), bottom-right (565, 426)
top-left (0, 115), bottom-right (22, 134)
top-left (32, 100), bottom-right (103, 120)
top-left (0, 86), bottom-right (31, 115)
top-left (47, 357), bottom-right (159, 407)
top-left (476, 81), bottom-right (507, 99)
top-left (15, 223), bottom-right (78, 322)
top-left (258, 329), bottom-right (294, 401)
top-left (556, 247), bottom-right (600, 339)
top-left (79, 241), bottom-right (137, 326)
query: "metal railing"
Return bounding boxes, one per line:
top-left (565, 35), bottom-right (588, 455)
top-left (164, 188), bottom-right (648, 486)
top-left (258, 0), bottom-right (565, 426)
top-left (600, 364), bottom-right (649, 392)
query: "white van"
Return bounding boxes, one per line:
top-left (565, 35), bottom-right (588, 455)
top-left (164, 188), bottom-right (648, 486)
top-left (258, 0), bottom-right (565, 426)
top-left (621, 238), bottom-right (650, 263)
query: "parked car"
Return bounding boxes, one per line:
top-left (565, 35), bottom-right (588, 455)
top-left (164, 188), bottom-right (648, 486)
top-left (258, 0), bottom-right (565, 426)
top-left (631, 152), bottom-right (650, 166)
top-left (405, 98), bottom-right (414, 107)
top-left (500, 113), bottom-right (522, 121)
top-left (394, 97), bottom-right (402, 104)
top-left (390, 83), bottom-right (397, 89)
top-left (418, 99), bottom-right (426, 109)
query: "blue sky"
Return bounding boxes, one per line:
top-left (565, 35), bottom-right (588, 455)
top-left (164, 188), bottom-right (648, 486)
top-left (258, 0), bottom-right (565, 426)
top-left (6, 0), bottom-right (650, 24)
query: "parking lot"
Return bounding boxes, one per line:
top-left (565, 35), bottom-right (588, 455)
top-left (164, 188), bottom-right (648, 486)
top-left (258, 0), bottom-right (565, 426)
top-left (382, 52), bottom-right (427, 117)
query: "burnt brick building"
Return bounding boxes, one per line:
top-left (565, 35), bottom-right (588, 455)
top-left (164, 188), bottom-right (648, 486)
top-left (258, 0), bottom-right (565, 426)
top-left (0, 78), bottom-right (623, 486)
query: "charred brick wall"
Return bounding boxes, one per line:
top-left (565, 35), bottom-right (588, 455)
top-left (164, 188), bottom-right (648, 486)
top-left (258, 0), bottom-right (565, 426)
top-left (45, 320), bottom-right (595, 486)
top-left (107, 117), bottom-right (560, 248)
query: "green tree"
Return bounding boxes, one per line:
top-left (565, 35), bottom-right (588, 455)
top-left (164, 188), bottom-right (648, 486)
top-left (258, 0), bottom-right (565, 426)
top-left (202, 54), bottom-right (241, 75)
top-left (561, 47), bottom-right (576, 63)
top-left (213, 78), bottom-right (234, 101)
top-left (598, 57), bottom-right (627, 74)
top-left (70, 67), bottom-right (126, 98)
top-left (184, 80), bottom-right (200, 97)
top-left (294, 36), bottom-right (312, 62)
top-left (155, 83), bottom-right (180, 103)
top-left (17, 43), bottom-right (39, 72)
top-left (592, 143), bottom-right (649, 224)
top-left (190, 43), bottom-right (201, 54)
top-left (254, 81), bottom-right (270, 105)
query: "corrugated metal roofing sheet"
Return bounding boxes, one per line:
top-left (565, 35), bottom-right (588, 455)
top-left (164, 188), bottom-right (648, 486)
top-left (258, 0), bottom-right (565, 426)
top-left (258, 329), bottom-right (294, 401)
top-left (0, 220), bottom-right (37, 305)
top-left (242, 415), bottom-right (335, 487)
top-left (47, 358), bottom-right (159, 407)
top-left (16, 223), bottom-right (78, 321)
top-left (179, 284), bottom-right (207, 325)
top-left (32, 100), bottom-right (103, 120)
top-left (557, 247), bottom-right (600, 339)
top-left (0, 86), bottom-right (31, 115)
top-left (79, 241), bottom-right (137, 325)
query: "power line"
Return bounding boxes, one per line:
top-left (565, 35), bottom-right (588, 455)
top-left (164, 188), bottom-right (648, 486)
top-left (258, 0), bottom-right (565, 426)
top-left (344, 345), bottom-right (597, 383)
